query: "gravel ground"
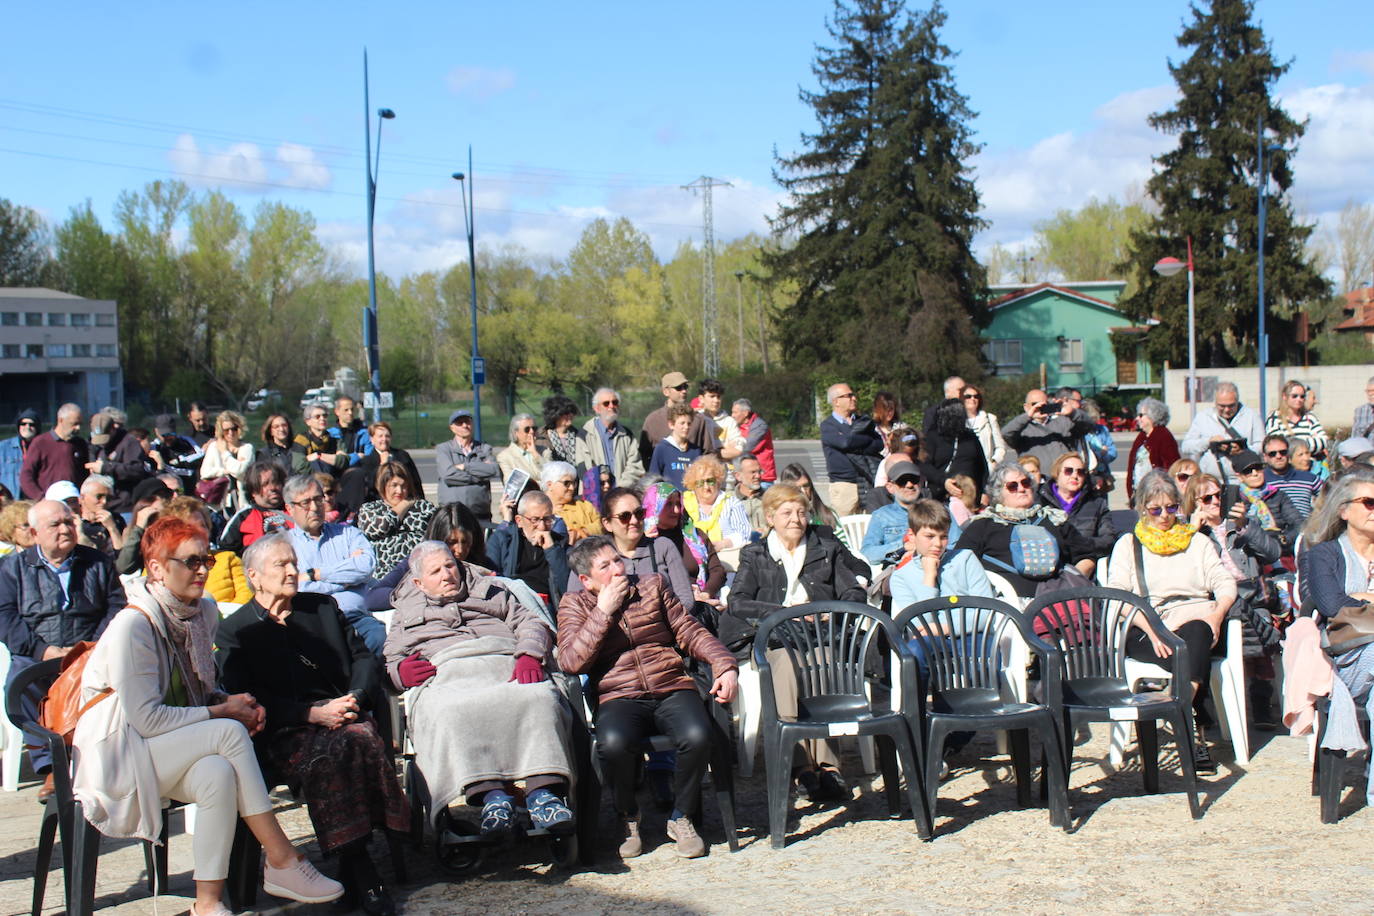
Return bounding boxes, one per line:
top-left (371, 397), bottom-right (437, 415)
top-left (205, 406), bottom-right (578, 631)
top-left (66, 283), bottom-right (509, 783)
top-left (3, 721), bottom-right (1371, 915)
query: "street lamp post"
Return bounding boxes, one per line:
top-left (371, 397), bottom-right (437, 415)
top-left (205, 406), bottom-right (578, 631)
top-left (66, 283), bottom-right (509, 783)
top-left (1154, 238), bottom-right (1196, 420)
top-left (452, 151), bottom-right (483, 441)
top-left (1256, 121), bottom-right (1283, 422)
top-left (363, 50), bottom-right (395, 424)
top-left (733, 270), bottom-right (745, 371)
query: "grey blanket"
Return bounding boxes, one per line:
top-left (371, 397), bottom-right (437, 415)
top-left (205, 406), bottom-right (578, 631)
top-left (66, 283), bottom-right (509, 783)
top-left (407, 636), bottom-right (572, 822)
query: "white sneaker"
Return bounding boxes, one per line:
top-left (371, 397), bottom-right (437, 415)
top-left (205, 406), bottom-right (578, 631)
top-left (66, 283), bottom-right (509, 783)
top-left (262, 855), bottom-right (345, 904)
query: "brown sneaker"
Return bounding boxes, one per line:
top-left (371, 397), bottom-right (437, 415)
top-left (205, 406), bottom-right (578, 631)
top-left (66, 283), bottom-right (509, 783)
top-left (37, 773), bottom-right (55, 804)
top-left (665, 815), bottom-right (706, 858)
top-left (618, 816), bottom-right (643, 859)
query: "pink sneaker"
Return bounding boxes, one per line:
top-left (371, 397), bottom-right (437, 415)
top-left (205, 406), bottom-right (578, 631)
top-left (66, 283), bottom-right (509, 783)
top-left (262, 855), bottom-right (344, 904)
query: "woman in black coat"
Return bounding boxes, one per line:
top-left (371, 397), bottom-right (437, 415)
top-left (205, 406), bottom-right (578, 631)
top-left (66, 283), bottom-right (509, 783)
top-left (217, 533), bottom-right (409, 915)
top-left (924, 398), bottom-right (988, 501)
top-left (1037, 452), bottom-right (1116, 574)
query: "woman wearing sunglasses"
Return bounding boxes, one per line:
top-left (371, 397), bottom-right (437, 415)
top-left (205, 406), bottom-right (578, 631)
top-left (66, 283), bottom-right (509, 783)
top-left (1039, 452), bottom-right (1115, 576)
top-left (953, 461), bottom-right (1095, 599)
top-left (961, 385), bottom-right (1006, 474)
top-left (1106, 469), bottom-right (1237, 773)
top-left (497, 413), bottom-right (547, 484)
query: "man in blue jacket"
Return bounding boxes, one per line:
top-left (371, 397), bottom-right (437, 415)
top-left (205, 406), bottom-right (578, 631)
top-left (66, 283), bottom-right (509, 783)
top-left (819, 382), bottom-right (884, 516)
top-left (862, 461), bottom-right (961, 565)
top-left (485, 491), bottom-right (569, 615)
top-left (0, 409), bottom-right (40, 500)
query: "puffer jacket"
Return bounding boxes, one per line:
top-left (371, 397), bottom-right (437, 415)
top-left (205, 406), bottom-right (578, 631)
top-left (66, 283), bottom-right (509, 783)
top-left (0, 545), bottom-right (126, 658)
top-left (722, 528), bottom-right (866, 654)
top-left (557, 572), bottom-right (736, 703)
top-left (382, 561), bottom-right (550, 690)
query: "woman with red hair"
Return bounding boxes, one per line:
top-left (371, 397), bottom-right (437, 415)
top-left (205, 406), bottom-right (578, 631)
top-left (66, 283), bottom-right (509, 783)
top-left (72, 518), bottom-right (343, 916)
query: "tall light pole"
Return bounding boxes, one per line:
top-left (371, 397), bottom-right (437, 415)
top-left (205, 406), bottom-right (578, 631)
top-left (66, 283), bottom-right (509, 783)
top-left (363, 50), bottom-right (395, 424)
top-left (1154, 238), bottom-right (1196, 420)
top-left (1256, 120), bottom-right (1283, 422)
top-left (452, 151), bottom-right (483, 441)
top-left (733, 270), bottom-right (745, 371)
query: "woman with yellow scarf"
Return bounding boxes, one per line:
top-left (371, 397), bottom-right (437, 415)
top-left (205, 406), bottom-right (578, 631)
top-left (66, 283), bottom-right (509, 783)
top-left (681, 455), bottom-right (753, 569)
top-left (1106, 468), bottom-right (1237, 773)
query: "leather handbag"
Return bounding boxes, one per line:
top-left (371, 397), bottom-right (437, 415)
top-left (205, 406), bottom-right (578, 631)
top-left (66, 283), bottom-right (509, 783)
top-left (195, 475), bottom-right (232, 505)
top-left (1323, 603), bottom-right (1374, 657)
top-left (37, 641), bottom-right (111, 746)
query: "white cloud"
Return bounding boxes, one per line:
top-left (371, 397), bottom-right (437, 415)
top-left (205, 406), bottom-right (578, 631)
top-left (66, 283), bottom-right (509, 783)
top-left (167, 134), bottom-right (333, 192)
top-left (1281, 81), bottom-right (1374, 214)
top-left (445, 66), bottom-right (516, 101)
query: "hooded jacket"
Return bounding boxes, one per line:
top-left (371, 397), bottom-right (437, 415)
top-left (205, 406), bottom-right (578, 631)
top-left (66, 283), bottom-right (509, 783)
top-left (0, 408), bottom-right (40, 499)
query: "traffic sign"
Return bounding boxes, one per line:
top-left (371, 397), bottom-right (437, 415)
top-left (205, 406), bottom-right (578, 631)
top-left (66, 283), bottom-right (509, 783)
top-left (472, 357), bottom-right (486, 386)
top-left (363, 391), bottom-right (394, 409)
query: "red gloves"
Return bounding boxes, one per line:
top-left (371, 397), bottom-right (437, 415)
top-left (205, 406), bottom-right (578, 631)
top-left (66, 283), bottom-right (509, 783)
top-left (511, 655), bottom-right (546, 684)
top-left (397, 653), bottom-right (437, 688)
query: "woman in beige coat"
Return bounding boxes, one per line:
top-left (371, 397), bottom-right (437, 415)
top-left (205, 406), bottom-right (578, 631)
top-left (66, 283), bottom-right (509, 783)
top-left (72, 517), bottom-right (342, 916)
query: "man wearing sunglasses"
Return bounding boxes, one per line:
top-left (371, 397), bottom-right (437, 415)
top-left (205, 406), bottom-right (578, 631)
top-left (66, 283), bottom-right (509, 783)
top-left (820, 381), bottom-right (885, 515)
top-left (0, 498), bottom-right (125, 797)
top-left (637, 371), bottom-right (720, 468)
top-left (583, 387), bottom-right (644, 488)
top-left (1180, 381), bottom-right (1265, 486)
top-left (1261, 434), bottom-right (1321, 519)
top-left (0, 408), bottom-right (41, 500)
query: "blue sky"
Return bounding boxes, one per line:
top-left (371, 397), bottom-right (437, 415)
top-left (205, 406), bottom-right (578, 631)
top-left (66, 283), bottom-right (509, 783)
top-left (3, 1), bottom-right (1372, 276)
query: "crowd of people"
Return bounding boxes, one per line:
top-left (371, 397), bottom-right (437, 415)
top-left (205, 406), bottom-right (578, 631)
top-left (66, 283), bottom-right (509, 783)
top-left (1, 369), bottom-right (1373, 911)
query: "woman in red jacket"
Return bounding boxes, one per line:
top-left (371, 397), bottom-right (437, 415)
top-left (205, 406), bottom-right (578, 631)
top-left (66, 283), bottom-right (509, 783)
top-left (1127, 396), bottom-right (1180, 502)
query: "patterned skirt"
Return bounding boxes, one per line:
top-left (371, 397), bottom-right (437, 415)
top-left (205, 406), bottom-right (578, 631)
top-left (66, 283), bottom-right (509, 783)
top-left (264, 717), bottom-right (410, 853)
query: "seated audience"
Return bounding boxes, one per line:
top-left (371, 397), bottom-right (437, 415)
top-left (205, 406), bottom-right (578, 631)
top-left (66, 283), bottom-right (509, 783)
top-left (1105, 469), bottom-right (1237, 774)
top-left (890, 499), bottom-right (994, 610)
top-left (1018, 454), bottom-right (1043, 490)
top-left (357, 462), bottom-right (437, 577)
top-left (1262, 433), bottom-right (1321, 519)
top-left (158, 495), bottom-right (253, 606)
top-left (559, 535), bottom-right (737, 859)
top-left (1230, 450), bottom-right (1302, 555)
top-left (542, 461), bottom-right (601, 544)
top-left (73, 518), bottom-right (343, 915)
top-left (283, 474), bottom-right (380, 656)
top-left (218, 534), bottom-right (409, 915)
top-left (648, 405), bottom-right (703, 490)
top-left (115, 479), bottom-right (177, 574)
top-left (947, 473), bottom-right (979, 527)
top-left (314, 471), bottom-right (343, 524)
top-left (259, 413), bottom-right (309, 476)
top-left (486, 490), bottom-right (571, 610)
top-left (385, 541), bottom-right (575, 839)
top-left (0, 500), bottom-right (34, 557)
top-left (724, 484), bottom-right (865, 801)
top-left (682, 454), bottom-right (752, 553)
top-left (1038, 452), bottom-right (1116, 575)
top-left (643, 481), bottom-right (725, 613)
top-left (862, 460), bottom-right (957, 565)
top-left (77, 474), bottom-right (126, 555)
top-left (337, 421), bottom-right (421, 522)
top-left (199, 410), bottom-right (255, 515)
top-left (296, 405), bottom-right (349, 477)
top-left (565, 487), bottom-right (696, 612)
top-left (733, 455), bottom-right (768, 537)
top-left (366, 503), bottom-right (491, 610)
top-left (1169, 458), bottom-right (1201, 498)
top-left (220, 460), bottom-right (294, 554)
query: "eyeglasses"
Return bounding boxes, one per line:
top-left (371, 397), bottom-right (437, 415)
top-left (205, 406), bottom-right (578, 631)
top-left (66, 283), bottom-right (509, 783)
top-left (694, 478), bottom-right (722, 488)
top-left (291, 496), bottom-right (326, 507)
top-left (600, 399), bottom-right (620, 407)
top-left (520, 514), bottom-right (556, 528)
top-left (1344, 497), bottom-right (1374, 511)
top-left (1146, 505), bottom-right (1180, 517)
top-left (963, 393), bottom-right (982, 401)
top-left (1199, 493), bottom-right (1220, 505)
top-left (1060, 467), bottom-right (1085, 477)
top-left (552, 478), bottom-right (576, 487)
top-left (1266, 449), bottom-right (1288, 457)
top-left (1004, 479), bottom-right (1031, 492)
top-left (518, 426), bottom-right (534, 433)
top-left (836, 392), bottom-right (857, 399)
top-left (167, 554), bottom-right (217, 573)
top-left (609, 508), bottom-right (647, 525)
top-left (671, 383), bottom-right (689, 391)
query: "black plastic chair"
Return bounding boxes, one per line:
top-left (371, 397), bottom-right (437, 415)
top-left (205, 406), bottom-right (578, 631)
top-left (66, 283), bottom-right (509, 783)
top-left (1311, 695), bottom-right (1371, 824)
top-left (1024, 586), bottom-right (1201, 819)
top-left (753, 601), bottom-right (931, 848)
top-left (895, 596), bottom-right (1070, 831)
top-left (5, 658), bottom-right (72, 916)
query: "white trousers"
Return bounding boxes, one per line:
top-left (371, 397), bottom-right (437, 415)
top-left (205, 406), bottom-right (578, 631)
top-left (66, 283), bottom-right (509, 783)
top-left (147, 718), bottom-right (273, 881)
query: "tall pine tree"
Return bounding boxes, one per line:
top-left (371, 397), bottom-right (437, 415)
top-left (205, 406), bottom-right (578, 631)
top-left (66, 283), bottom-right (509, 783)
top-left (1118, 0), bottom-right (1329, 368)
top-left (765, 0), bottom-right (987, 397)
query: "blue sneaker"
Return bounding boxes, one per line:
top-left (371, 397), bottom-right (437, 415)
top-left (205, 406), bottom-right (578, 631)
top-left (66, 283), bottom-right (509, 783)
top-left (479, 795), bottom-right (515, 839)
top-left (527, 792), bottom-right (576, 835)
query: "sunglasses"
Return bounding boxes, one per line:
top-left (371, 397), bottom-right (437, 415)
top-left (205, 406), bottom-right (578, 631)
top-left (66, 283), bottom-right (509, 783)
top-left (168, 554), bottom-right (216, 573)
top-left (453, 417), bottom-right (473, 424)
top-left (1060, 467), bottom-right (1085, 477)
top-left (963, 393), bottom-right (982, 401)
top-left (671, 383), bottom-right (689, 391)
top-left (18, 421), bottom-right (37, 427)
top-left (518, 426), bottom-right (534, 433)
top-left (600, 399), bottom-right (620, 407)
top-left (1146, 505), bottom-right (1180, 517)
top-left (1198, 493), bottom-right (1220, 505)
top-left (1266, 449), bottom-right (1288, 457)
top-left (1241, 465), bottom-right (1264, 475)
top-left (1345, 497), bottom-right (1374, 511)
top-left (1004, 479), bottom-right (1031, 492)
top-left (609, 508), bottom-right (647, 525)
top-left (222, 425), bottom-right (240, 432)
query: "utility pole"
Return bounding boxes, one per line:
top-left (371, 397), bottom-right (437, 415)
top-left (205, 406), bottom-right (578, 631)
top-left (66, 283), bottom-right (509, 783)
top-left (683, 176), bottom-right (732, 376)
top-left (733, 270), bottom-right (746, 371)
top-left (1017, 253), bottom-right (1037, 284)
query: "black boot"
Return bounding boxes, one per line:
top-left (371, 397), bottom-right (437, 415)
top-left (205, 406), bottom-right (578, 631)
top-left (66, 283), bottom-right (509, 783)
top-left (1192, 720), bottom-right (1217, 775)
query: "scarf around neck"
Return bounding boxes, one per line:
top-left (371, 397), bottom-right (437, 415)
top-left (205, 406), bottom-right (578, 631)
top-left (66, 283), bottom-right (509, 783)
top-left (1134, 519), bottom-right (1196, 556)
top-left (1050, 483), bottom-right (1083, 514)
top-left (983, 503), bottom-right (1066, 526)
top-left (1237, 482), bottom-right (1278, 531)
top-left (147, 580), bottom-right (217, 706)
top-left (642, 481), bottom-right (708, 587)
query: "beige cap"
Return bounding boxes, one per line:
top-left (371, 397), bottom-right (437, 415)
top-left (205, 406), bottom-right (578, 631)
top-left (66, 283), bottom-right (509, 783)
top-left (661, 371), bottom-right (689, 388)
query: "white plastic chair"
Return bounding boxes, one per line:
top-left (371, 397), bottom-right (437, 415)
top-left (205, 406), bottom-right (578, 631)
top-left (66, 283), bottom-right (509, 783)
top-left (0, 642), bottom-right (23, 791)
top-left (839, 514), bottom-right (871, 557)
top-left (982, 570), bottom-right (1028, 610)
top-left (1110, 616), bottom-right (1248, 765)
top-left (1094, 556), bottom-right (1110, 587)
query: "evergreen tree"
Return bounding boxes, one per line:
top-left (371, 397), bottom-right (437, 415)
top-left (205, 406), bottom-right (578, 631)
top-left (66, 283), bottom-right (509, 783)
top-left (1118, 0), bottom-right (1329, 368)
top-left (765, 0), bottom-right (987, 397)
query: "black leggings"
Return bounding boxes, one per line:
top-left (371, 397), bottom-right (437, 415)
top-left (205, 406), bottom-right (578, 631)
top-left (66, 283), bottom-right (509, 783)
top-left (1125, 619), bottom-right (1214, 685)
top-left (596, 690), bottom-right (712, 819)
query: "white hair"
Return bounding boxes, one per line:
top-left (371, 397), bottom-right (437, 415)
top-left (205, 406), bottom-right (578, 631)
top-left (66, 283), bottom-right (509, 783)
top-left (1215, 381), bottom-right (1239, 399)
top-left (80, 474), bottom-right (114, 494)
top-left (242, 532), bottom-right (295, 579)
top-left (100, 407), bottom-right (128, 425)
top-left (282, 473), bottom-right (322, 506)
top-left (539, 461), bottom-right (578, 488)
top-left (56, 403), bottom-right (81, 421)
top-left (826, 383), bottom-right (849, 405)
top-left (28, 499), bottom-right (72, 528)
top-left (509, 413), bottom-right (535, 441)
top-left (408, 540), bottom-right (453, 579)
top-left (519, 490), bottom-right (554, 515)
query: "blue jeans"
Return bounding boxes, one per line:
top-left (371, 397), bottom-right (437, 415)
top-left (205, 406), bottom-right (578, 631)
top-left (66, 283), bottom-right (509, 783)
top-left (342, 608), bottom-right (387, 659)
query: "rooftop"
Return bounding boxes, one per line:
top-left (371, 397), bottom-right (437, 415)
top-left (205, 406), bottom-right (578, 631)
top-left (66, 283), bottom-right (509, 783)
top-left (0, 288), bottom-right (87, 300)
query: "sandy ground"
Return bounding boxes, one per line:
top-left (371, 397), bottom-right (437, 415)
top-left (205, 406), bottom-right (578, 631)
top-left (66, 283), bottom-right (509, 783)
top-left (2, 720), bottom-right (1371, 916)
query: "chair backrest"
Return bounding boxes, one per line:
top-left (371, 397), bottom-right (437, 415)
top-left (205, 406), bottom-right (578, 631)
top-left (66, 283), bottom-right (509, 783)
top-left (753, 600), bottom-right (898, 704)
top-left (4, 657), bottom-right (62, 735)
top-left (894, 596), bottom-right (1042, 694)
top-left (1023, 586), bottom-right (1174, 683)
top-left (982, 569), bottom-right (1028, 609)
top-left (839, 514), bottom-right (871, 552)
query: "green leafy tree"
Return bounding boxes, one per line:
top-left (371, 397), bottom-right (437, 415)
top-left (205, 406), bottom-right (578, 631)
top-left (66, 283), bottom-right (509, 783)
top-left (1117, 0), bottom-right (1329, 367)
top-left (1033, 196), bottom-right (1151, 285)
top-left (765, 0), bottom-right (988, 397)
top-left (0, 198), bottom-right (51, 286)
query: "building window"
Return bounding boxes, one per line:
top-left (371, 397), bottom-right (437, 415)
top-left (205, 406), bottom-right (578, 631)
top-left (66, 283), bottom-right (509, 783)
top-left (48, 312), bottom-right (67, 326)
top-left (2, 344), bottom-right (18, 358)
top-left (96, 343), bottom-right (117, 358)
top-left (982, 338), bottom-right (1023, 375)
top-left (47, 344), bottom-right (68, 358)
top-left (95, 312), bottom-right (115, 327)
top-left (24, 312), bottom-right (42, 326)
top-left (0, 312), bottom-right (16, 326)
top-left (1058, 338), bottom-right (1084, 371)
top-left (25, 344), bottom-right (43, 358)
top-left (72, 343), bottom-right (92, 357)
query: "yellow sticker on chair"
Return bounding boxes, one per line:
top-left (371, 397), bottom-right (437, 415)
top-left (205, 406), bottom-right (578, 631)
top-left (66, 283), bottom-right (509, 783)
top-left (1109, 707), bottom-right (1140, 721)
top-left (828, 722), bottom-right (860, 736)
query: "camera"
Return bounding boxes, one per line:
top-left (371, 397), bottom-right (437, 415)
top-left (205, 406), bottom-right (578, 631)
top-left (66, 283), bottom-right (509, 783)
top-left (1039, 400), bottom-right (1062, 415)
top-left (1209, 437), bottom-right (1247, 455)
